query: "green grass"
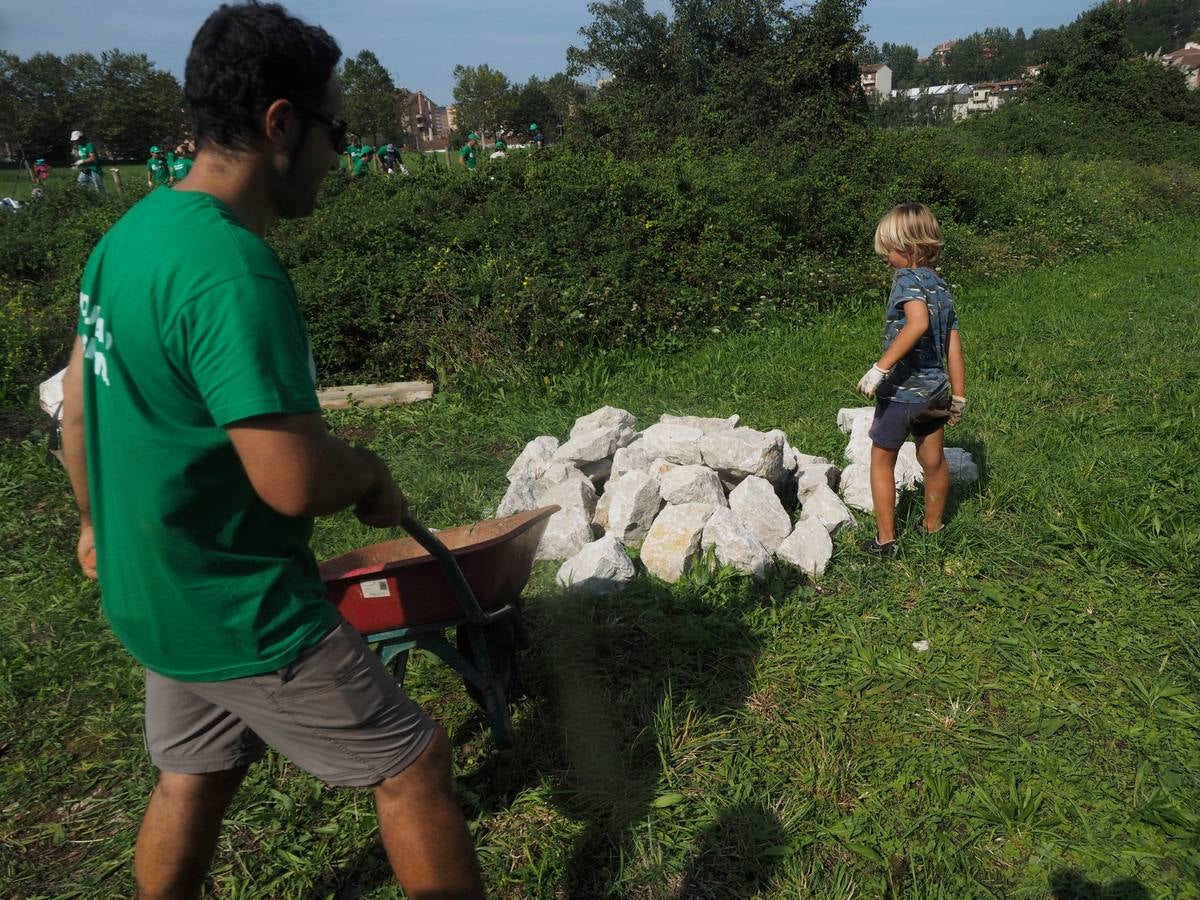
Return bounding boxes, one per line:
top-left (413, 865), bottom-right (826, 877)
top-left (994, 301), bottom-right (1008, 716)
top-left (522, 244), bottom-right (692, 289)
top-left (2, 218), bottom-right (1198, 897)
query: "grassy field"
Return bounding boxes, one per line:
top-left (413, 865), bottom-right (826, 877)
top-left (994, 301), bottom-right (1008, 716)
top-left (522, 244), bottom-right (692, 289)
top-left (1, 217), bottom-right (1198, 898)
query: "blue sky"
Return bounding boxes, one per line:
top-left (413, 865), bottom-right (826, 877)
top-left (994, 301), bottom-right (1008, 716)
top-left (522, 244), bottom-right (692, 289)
top-left (0, 1), bottom-right (1096, 104)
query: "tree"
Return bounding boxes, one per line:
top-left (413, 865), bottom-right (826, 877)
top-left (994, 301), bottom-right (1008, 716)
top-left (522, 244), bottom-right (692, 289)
top-left (881, 41), bottom-right (918, 85)
top-left (451, 64), bottom-right (513, 138)
top-left (342, 50), bottom-right (397, 146)
top-left (569, 0), bottom-right (868, 152)
top-left (89, 51), bottom-right (184, 159)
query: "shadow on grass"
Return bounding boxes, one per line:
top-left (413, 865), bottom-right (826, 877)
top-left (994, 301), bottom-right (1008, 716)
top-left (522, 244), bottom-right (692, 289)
top-left (1049, 868), bottom-right (1150, 900)
top-left (675, 800), bottom-right (786, 899)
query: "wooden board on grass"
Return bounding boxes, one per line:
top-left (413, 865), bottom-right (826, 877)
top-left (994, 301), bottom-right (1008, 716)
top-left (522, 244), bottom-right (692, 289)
top-left (317, 381), bottom-right (434, 410)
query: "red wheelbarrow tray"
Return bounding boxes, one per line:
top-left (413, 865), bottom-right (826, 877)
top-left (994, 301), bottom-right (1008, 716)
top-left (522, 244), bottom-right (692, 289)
top-left (319, 506), bottom-right (559, 634)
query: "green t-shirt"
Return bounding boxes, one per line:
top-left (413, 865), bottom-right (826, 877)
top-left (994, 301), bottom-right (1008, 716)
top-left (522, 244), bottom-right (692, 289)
top-left (459, 144), bottom-right (477, 170)
top-left (170, 157), bottom-right (193, 181)
top-left (76, 188), bottom-right (339, 681)
top-left (147, 156), bottom-right (170, 185)
top-left (76, 142), bottom-right (100, 173)
top-left (347, 145), bottom-right (373, 176)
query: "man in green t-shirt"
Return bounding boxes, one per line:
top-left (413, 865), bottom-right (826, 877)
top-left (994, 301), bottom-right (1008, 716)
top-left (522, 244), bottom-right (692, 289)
top-left (146, 146), bottom-right (171, 187)
top-left (70, 129), bottom-right (104, 192)
top-left (458, 132), bottom-right (479, 170)
top-left (344, 134), bottom-right (374, 176)
top-left (60, 6), bottom-right (484, 898)
top-left (169, 144), bottom-right (194, 184)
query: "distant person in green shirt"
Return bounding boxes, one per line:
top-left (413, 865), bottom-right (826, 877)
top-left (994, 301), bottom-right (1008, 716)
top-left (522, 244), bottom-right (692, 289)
top-left (59, 5), bottom-right (484, 898)
top-left (458, 132), bottom-right (479, 170)
top-left (344, 134), bottom-right (373, 176)
top-left (70, 129), bottom-right (104, 192)
top-left (146, 146), bottom-right (170, 187)
top-left (169, 144), bottom-right (194, 185)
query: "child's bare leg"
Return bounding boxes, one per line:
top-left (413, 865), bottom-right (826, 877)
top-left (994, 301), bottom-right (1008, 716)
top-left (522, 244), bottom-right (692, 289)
top-left (870, 443), bottom-right (900, 543)
top-left (915, 429), bottom-right (949, 531)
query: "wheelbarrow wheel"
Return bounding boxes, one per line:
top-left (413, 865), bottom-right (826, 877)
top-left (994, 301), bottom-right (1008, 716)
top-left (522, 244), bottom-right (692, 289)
top-left (455, 620), bottom-right (519, 711)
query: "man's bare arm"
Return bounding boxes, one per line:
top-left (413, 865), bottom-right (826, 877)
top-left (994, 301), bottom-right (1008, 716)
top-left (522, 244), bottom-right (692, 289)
top-left (226, 413), bottom-right (406, 525)
top-left (62, 337), bottom-right (97, 578)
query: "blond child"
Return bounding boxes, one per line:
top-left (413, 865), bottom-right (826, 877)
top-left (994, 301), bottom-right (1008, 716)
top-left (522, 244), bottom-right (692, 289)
top-left (856, 203), bottom-right (966, 557)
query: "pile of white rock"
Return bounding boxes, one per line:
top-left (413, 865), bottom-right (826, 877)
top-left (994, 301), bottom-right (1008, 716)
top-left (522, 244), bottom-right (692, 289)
top-left (495, 406), bottom-right (978, 595)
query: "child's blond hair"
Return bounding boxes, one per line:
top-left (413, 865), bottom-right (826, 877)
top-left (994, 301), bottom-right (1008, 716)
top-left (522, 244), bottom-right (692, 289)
top-left (874, 203), bottom-right (944, 268)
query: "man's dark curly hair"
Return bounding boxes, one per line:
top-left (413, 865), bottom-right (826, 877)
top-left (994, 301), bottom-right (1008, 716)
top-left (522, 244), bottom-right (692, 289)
top-left (185, 2), bottom-right (341, 151)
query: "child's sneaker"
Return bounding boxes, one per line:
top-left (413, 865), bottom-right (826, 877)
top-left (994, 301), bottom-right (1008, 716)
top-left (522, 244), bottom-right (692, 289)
top-left (861, 537), bottom-right (897, 558)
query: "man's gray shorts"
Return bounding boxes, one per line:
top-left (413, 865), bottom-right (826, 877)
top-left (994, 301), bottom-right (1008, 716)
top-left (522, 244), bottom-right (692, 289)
top-left (145, 619), bottom-right (436, 787)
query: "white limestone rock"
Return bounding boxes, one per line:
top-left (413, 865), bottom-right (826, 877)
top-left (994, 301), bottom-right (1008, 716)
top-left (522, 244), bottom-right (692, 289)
top-left (580, 457), bottom-right (614, 489)
top-left (895, 442), bottom-right (924, 491)
top-left (555, 425), bottom-right (628, 466)
top-left (777, 518), bottom-right (833, 578)
top-left (645, 457), bottom-right (679, 484)
top-left (945, 447), bottom-right (980, 483)
top-left (604, 470), bottom-right (663, 546)
top-left (700, 428), bottom-right (786, 482)
top-left (535, 506), bottom-right (595, 561)
top-left (570, 406), bottom-right (636, 440)
top-left (641, 503), bottom-right (718, 583)
top-left (506, 436), bottom-right (559, 483)
top-left (797, 464), bottom-right (842, 498)
top-left (658, 464), bottom-right (727, 508)
top-left (799, 484), bottom-right (856, 534)
top-left (536, 464), bottom-right (598, 518)
top-left (701, 507), bottom-right (772, 581)
top-left (727, 476), bottom-right (793, 552)
top-left (593, 490), bottom-right (613, 531)
top-left (839, 462), bottom-right (875, 512)
top-left (640, 422), bottom-right (705, 466)
top-left (838, 406), bottom-right (875, 435)
top-left (556, 536), bottom-right (636, 595)
top-left (660, 413), bottom-right (740, 433)
top-left (497, 475), bottom-right (538, 517)
top-left (611, 439), bottom-right (651, 482)
top-left (844, 417), bottom-right (874, 467)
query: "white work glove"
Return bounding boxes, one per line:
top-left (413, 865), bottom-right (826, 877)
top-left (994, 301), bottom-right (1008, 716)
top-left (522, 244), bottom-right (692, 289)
top-left (948, 395), bottom-right (967, 426)
top-left (72, 160), bottom-right (82, 167)
top-left (857, 364), bottom-right (890, 398)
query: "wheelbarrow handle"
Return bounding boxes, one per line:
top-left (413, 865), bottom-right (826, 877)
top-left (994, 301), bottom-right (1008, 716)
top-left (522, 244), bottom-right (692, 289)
top-left (398, 511), bottom-right (489, 626)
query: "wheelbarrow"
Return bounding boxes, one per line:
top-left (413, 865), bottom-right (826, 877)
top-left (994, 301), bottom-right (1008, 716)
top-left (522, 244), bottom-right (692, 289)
top-left (319, 506), bottom-right (558, 748)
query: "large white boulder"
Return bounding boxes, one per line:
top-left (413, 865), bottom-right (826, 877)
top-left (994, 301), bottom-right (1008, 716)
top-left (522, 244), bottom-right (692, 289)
top-left (799, 484), bottom-right (856, 534)
top-left (797, 464), bottom-right (842, 498)
top-left (556, 536), bottom-right (636, 595)
top-left (611, 439), bottom-right (651, 482)
top-left (497, 475), bottom-right (538, 517)
top-left (579, 458), bottom-right (614, 489)
top-left (554, 424), bottom-right (632, 466)
top-left (535, 463), bottom-right (598, 517)
top-left (570, 406), bottom-right (636, 440)
top-left (945, 447), bottom-right (980, 483)
top-left (640, 422), bottom-right (705, 466)
top-left (658, 464), bottom-right (727, 508)
top-left (777, 518), bottom-right (833, 578)
top-left (701, 508), bottom-right (771, 581)
top-left (604, 470), bottom-right (663, 546)
top-left (645, 457), bottom-right (679, 484)
top-left (593, 490), bottom-right (613, 531)
top-left (700, 428), bottom-right (785, 482)
top-left (838, 407), bottom-right (875, 435)
top-left (535, 506), bottom-right (594, 561)
top-left (641, 503), bottom-right (717, 583)
top-left (839, 462), bottom-right (875, 512)
top-left (506, 436), bottom-right (559, 483)
top-left (844, 417), bottom-right (873, 466)
top-left (660, 413), bottom-right (740, 434)
top-left (727, 476), bottom-right (792, 551)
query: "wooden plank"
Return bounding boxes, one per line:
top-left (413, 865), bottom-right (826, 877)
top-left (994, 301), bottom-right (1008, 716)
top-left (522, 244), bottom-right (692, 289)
top-left (317, 381), bottom-right (434, 410)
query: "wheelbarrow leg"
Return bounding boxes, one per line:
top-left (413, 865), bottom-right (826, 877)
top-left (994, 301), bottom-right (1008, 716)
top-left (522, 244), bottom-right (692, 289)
top-left (462, 623), bottom-right (515, 748)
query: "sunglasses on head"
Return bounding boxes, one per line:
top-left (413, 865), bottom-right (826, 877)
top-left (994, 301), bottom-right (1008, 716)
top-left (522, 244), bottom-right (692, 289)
top-left (291, 101), bottom-right (348, 151)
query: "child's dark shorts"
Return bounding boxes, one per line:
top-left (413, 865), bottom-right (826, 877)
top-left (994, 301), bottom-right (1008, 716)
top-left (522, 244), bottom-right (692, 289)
top-left (869, 391), bottom-right (950, 450)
